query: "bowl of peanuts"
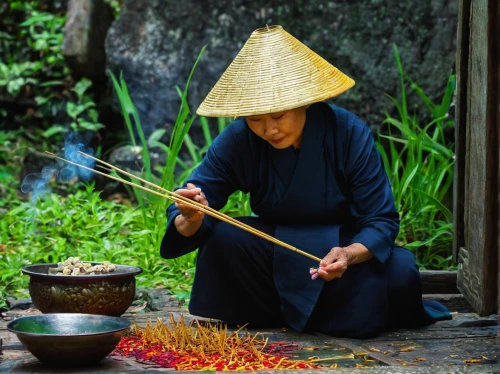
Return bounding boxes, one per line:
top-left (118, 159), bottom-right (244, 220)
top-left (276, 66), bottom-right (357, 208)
top-left (22, 257), bottom-right (142, 316)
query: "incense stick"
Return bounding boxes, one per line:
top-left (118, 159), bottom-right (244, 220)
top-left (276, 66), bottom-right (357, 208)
top-left (44, 151), bottom-right (322, 262)
top-left (78, 151), bottom-right (293, 258)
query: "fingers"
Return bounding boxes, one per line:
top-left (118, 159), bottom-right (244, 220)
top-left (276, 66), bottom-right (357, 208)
top-left (174, 183), bottom-right (209, 222)
top-left (176, 183), bottom-right (202, 197)
top-left (311, 247), bottom-right (349, 281)
top-left (320, 247), bottom-right (341, 267)
top-left (310, 267), bottom-right (319, 280)
top-left (319, 261), bottom-right (347, 273)
top-left (310, 266), bottom-right (344, 281)
top-left (193, 190), bottom-right (208, 206)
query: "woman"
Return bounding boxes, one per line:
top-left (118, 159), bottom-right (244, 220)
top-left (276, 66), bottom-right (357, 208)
top-left (160, 25), bottom-right (450, 338)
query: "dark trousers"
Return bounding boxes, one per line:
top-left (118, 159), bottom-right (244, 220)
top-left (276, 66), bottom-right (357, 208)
top-left (188, 217), bottom-right (433, 338)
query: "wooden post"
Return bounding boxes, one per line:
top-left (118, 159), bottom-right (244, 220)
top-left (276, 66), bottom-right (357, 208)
top-left (453, 0), bottom-right (470, 263)
top-left (454, 0), bottom-right (499, 316)
top-left (496, 0), bottom-right (500, 327)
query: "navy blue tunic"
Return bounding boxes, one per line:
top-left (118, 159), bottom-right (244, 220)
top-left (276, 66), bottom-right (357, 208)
top-left (160, 103), bottom-right (448, 336)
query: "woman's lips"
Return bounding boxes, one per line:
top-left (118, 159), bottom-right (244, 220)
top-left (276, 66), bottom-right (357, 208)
top-left (270, 137), bottom-right (285, 144)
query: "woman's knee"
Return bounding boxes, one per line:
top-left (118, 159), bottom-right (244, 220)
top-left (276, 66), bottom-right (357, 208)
top-left (203, 217), bottom-right (274, 260)
top-left (387, 247), bottom-right (421, 293)
top-left (202, 221), bottom-right (244, 258)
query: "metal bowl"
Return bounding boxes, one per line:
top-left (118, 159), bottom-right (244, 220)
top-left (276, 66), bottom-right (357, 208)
top-left (22, 263), bottom-right (142, 316)
top-left (7, 313), bottom-right (130, 366)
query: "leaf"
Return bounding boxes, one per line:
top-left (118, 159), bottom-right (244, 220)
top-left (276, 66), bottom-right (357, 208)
top-left (147, 129), bottom-right (167, 146)
top-left (400, 347), bottom-right (416, 352)
top-left (66, 102), bottom-right (78, 119)
top-left (77, 121), bottom-right (105, 131)
top-left (43, 125), bottom-right (67, 138)
top-left (73, 78), bottom-right (92, 98)
top-left (38, 80), bottom-right (64, 87)
top-left (410, 187), bottom-right (453, 221)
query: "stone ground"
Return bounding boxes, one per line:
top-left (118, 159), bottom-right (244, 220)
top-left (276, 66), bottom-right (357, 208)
top-left (1, 289), bottom-right (499, 373)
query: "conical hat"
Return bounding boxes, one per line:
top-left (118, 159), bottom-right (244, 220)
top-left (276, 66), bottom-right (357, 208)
top-left (196, 25), bottom-right (355, 118)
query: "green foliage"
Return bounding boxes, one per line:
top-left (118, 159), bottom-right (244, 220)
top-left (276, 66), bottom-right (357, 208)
top-left (0, 0), bottom-right (103, 141)
top-left (0, 187), bottom-right (193, 310)
top-left (375, 45), bottom-right (455, 269)
top-left (43, 79), bottom-right (105, 137)
top-left (0, 1), bottom-right (68, 103)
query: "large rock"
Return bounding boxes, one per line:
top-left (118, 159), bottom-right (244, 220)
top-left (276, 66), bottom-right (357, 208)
top-left (105, 0), bottom-right (457, 138)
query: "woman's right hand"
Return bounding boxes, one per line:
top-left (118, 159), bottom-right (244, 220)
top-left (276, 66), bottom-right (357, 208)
top-left (174, 183), bottom-right (209, 237)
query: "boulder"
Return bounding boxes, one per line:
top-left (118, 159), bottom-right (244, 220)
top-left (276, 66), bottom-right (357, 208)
top-left (105, 0), bottom-right (457, 138)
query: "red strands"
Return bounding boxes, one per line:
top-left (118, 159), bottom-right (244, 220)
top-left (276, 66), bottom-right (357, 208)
top-left (112, 317), bottom-right (320, 371)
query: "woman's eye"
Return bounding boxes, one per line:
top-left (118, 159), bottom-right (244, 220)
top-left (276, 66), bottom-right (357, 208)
top-left (249, 118), bottom-right (261, 122)
top-left (272, 114), bottom-right (284, 120)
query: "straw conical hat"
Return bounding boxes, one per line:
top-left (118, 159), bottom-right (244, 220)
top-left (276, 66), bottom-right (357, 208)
top-left (196, 25), bottom-right (355, 118)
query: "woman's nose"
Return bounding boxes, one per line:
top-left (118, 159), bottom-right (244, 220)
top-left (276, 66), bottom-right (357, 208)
top-left (264, 120), bottom-right (278, 135)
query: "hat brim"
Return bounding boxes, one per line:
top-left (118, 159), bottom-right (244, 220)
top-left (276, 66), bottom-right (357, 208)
top-left (196, 25), bottom-right (355, 118)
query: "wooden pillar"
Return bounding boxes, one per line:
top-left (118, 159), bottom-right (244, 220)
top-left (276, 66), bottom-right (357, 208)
top-left (454, 0), bottom-right (499, 316)
top-left (496, 0), bottom-right (500, 324)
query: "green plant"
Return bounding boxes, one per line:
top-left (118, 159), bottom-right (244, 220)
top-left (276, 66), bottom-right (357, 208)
top-left (376, 45), bottom-right (455, 269)
top-left (109, 48), bottom-right (204, 249)
top-left (0, 1), bottom-right (103, 142)
top-left (43, 79), bottom-right (105, 137)
top-left (0, 61), bottom-right (40, 96)
top-left (0, 1), bottom-right (68, 101)
top-left (0, 187), bottom-right (180, 308)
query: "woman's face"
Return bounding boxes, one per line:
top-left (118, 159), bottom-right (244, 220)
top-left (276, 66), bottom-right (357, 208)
top-left (245, 106), bottom-right (308, 149)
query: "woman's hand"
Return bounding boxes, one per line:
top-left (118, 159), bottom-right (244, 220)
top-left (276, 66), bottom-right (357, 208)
top-left (310, 243), bottom-right (373, 281)
top-left (174, 183), bottom-right (209, 237)
top-left (310, 247), bottom-right (351, 281)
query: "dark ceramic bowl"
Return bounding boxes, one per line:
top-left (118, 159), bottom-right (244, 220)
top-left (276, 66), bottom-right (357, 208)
top-left (22, 263), bottom-right (142, 316)
top-left (7, 313), bottom-right (130, 366)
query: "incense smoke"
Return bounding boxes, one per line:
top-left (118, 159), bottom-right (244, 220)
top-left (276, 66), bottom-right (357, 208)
top-left (21, 133), bottom-right (96, 202)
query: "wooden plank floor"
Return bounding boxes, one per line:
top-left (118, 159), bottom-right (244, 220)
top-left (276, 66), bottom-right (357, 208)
top-left (1, 306), bottom-right (498, 373)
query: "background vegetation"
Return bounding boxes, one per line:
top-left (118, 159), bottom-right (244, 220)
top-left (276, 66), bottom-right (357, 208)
top-left (0, 1), bottom-right (455, 310)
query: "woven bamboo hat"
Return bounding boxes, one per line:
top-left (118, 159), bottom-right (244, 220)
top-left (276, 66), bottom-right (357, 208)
top-left (196, 25), bottom-right (355, 117)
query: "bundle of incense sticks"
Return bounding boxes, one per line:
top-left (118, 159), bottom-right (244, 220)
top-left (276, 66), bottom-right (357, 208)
top-left (44, 151), bottom-right (322, 263)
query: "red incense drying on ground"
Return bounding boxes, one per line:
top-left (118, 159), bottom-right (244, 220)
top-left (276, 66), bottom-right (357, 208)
top-left (113, 314), bottom-right (321, 371)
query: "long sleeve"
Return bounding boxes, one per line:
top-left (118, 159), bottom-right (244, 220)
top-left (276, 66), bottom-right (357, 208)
top-left (160, 121), bottom-right (252, 259)
top-left (343, 113), bottom-right (400, 264)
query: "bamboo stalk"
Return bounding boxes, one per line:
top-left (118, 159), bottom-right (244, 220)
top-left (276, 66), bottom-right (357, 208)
top-left (44, 151), bottom-right (322, 262)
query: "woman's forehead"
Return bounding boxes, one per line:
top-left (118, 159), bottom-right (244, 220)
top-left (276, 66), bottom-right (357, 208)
top-left (246, 110), bottom-right (287, 119)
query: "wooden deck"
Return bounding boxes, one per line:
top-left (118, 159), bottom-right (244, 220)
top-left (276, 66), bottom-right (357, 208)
top-left (1, 301), bottom-right (498, 373)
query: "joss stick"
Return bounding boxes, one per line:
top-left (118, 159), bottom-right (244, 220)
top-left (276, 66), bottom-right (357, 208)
top-left (44, 151), bottom-right (322, 263)
top-left (115, 316), bottom-right (320, 371)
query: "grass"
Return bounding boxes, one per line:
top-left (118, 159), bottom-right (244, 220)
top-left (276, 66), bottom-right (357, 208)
top-left (376, 45), bottom-right (455, 269)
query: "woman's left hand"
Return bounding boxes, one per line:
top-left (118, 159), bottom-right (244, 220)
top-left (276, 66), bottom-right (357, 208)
top-left (310, 243), bottom-right (373, 281)
top-left (310, 247), bottom-right (352, 281)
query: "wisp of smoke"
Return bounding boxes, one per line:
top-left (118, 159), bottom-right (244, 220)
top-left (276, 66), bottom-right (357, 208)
top-left (21, 134), bottom-right (96, 202)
